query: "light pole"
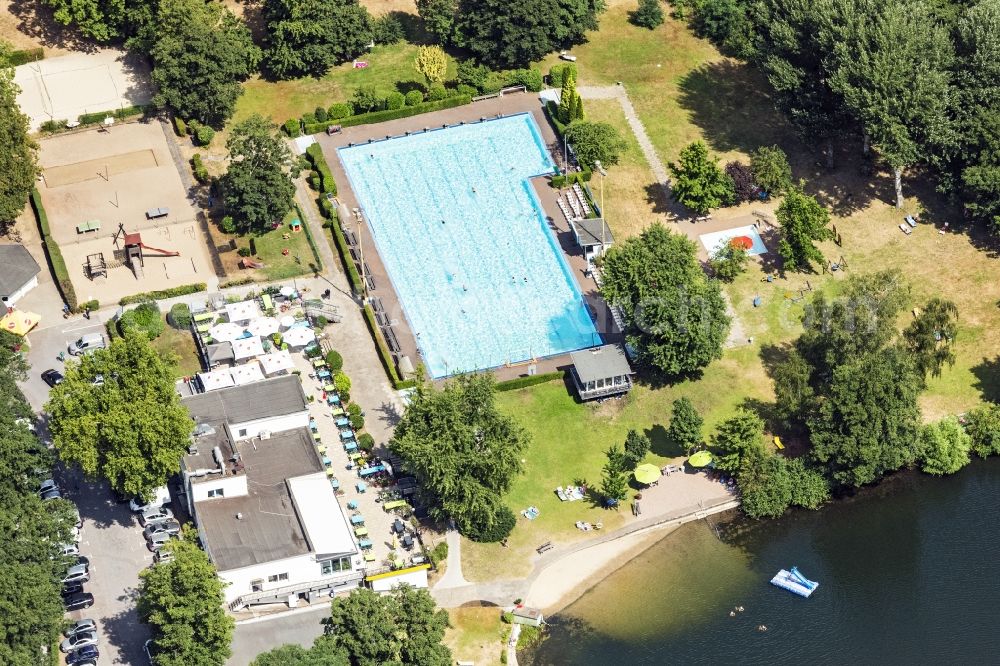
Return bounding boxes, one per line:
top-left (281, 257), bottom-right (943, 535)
top-left (355, 207), bottom-right (367, 303)
top-left (594, 160), bottom-right (608, 258)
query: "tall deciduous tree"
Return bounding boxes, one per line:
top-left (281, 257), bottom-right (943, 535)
top-left (414, 45), bottom-right (448, 84)
top-left (601, 223), bottom-right (730, 377)
top-left (46, 330), bottom-right (194, 501)
top-left (564, 122), bottom-right (625, 169)
top-left (902, 297), bottom-right (958, 381)
top-left (138, 531), bottom-right (234, 666)
top-left (711, 408), bottom-right (765, 473)
top-left (263, 0), bottom-right (373, 79)
top-left (390, 374), bottom-right (529, 542)
top-left (147, 0), bottom-right (260, 127)
top-left (416, 0), bottom-right (458, 44)
top-left (749, 144), bottom-right (792, 195)
top-left (223, 115), bottom-right (295, 233)
top-left (737, 452), bottom-right (792, 519)
top-left (599, 444), bottom-right (630, 501)
top-left (668, 141), bottom-right (735, 214)
top-left (623, 429), bottom-right (651, 467)
top-left (666, 397), bottom-right (704, 452)
top-left (828, 0), bottom-right (956, 208)
top-left (966, 403), bottom-right (1000, 458)
top-left (775, 186), bottom-right (833, 272)
top-left (450, 0), bottom-right (606, 69)
top-left (0, 44), bottom-right (38, 233)
top-left (41, 0), bottom-right (156, 41)
top-left (631, 0), bottom-right (664, 29)
top-left (919, 416), bottom-right (971, 476)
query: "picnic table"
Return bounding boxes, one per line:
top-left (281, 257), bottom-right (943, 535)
top-left (330, 477), bottom-right (340, 490)
top-left (350, 514), bottom-right (365, 525)
top-left (356, 481), bottom-right (367, 493)
top-left (353, 526), bottom-right (369, 537)
top-left (193, 311), bottom-right (214, 323)
top-left (340, 431), bottom-right (355, 442)
top-left (344, 441), bottom-right (358, 452)
top-left (335, 417), bottom-right (350, 427)
top-left (331, 407), bottom-right (345, 416)
top-left (364, 552), bottom-right (376, 562)
top-left (76, 219), bottom-right (101, 234)
top-left (321, 455), bottom-right (331, 467)
top-left (261, 294), bottom-right (273, 311)
top-left (359, 465), bottom-right (384, 478)
top-left (347, 500), bottom-right (358, 510)
top-left (312, 358), bottom-right (327, 368)
top-left (359, 539), bottom-right (373, 550)
top-left (145, 207), bottom-right (170, 219)
top-left (383, 499), bottom-right (407, 512)
top-left (323, 384), bottom-right (335, 392)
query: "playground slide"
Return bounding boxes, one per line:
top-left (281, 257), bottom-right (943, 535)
top-left (139, 243), bottom-right (181, 257)
top-left (790, 567), bottom-right (818, 588)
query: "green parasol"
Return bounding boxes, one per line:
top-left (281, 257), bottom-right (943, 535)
top-left (633, 463), bottom-right (662, 485)
top-left (688, 450), bottom-right (713, 467)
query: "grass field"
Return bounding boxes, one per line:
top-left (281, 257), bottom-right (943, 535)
top-left (151, 317), bottom-right (201, 379)
top-left (444, 608), bottom-right (505, 666)
top-left (252, 209), bottom-right (321, 280)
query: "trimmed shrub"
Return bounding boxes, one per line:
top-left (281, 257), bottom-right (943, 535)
top-left (117, 302), bottom-right (164, 340)
top-left (305, 143), bottom-right (337, 195)
top-left (237, 247), bottom-right (252, 257)
top-left (283, 118), bottom-right (301, 136)
top-left (40, 119), bottom-right (68, 133)
top-left (347, 402), bottom-right (362, 417)
top-left (119, 283), bottom-right (207, 305)
top-left (426, 84), bottom-right (447, 101)
top-left (168, 303), bottom-right (192, 329)
top-left (357, 433), bottom-right (375, 452)
top-left (328, 103), bottom-right (353, 120)
top-left (220, 216), bottom-right (236, 234)
top-left (30, 189), bottom-right (77, 309)
top-left (456, 84), bottom-right (478, 97)
top-left (334, 371), bottom-right (352, 395)
top-left (314, 106), bottom-right (328, 122)
top-left (191, 154), bottom-right (210, 184)
top-left (325, 350), bottom-right (344, 372)
top-left (349, 413), bottom-right (365, 431)
top-left (173, 116), bottom-right (187, 136)
top-left (309, 174), bottom-right (321, 191)
top-left (544, 100), bottom-right (568, 136)
top-left (386, 91), bottom-right (405, 110)
top-left (428, 542), bottom-right (448, 566)
top-left (302, 112), bottom-right (317, 125)
top-left (513, 68), bottom-right (544, 92)
top-left (194, 124), bottom-right (215, 146)
top-left (77, 299), bottom-right (99, 314)
top-left (8, 47), bottom-right (43, 66)
top-left (404, 90), bottom-right (424, 106)
top-left (726, 161), bottom-right (757, 202)
top-left (549, 63), bottom-right (577, 88)
top-left (328, 95), bottom-right (472, 130)
top-left (496, 371), bottom-right (566, 391)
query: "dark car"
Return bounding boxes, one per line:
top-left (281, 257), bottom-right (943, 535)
top-left (65, 644), bottom-right (99, 666)
top-left (62, 583), bottom-right (84, 597)
top-left (63, 591), bottom-right (95, 611)
top-left (41, 369), bottom-right (64, 387)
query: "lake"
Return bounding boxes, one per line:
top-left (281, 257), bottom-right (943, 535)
top-left (523, 459), bottom-right (1000, 664)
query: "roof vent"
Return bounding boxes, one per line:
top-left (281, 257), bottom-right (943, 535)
top-left (236, 512), bottom-right (243, 520)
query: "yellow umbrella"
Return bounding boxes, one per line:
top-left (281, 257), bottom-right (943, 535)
top-left (0, 310), bottom-right (40, 336)
top-left (688, 450), bottom-right (713, 467)
top-left (633, 463), bottom-right (661, 485)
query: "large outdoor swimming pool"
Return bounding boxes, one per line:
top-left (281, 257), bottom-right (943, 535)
top-left (338, 113), bottom-right (601, 378)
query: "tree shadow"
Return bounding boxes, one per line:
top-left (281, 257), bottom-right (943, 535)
top-left (971, 356), bottom-right (1000, 403)
top-left (6, 0), bottom-right (100, 53)
top-left (643, 182), bottom-right (678, 216)
top-left (647, 423), bottom-right (685, 458)
top-left (100, 595), bottom-right (150, 665)
top-left (388, 11), bottom-right (434, 46)
top-left (395, 80), bottom-right (427, 95)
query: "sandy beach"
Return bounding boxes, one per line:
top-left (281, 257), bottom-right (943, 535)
top-left (525, 523), bottom-right (681, 613)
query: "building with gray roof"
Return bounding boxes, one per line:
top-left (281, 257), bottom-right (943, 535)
top-left (569, 344), bottom-right (633, 400)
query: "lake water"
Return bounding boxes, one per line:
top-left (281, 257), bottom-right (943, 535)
top-left (523, 459), bottom-right (1000, 664)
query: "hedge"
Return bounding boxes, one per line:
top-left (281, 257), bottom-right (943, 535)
top-left (300, 95), bottom-right (472, 134)
top-left (551, 170), bottom-right (592, 188)
top-left (328, 102), bottom-right (353, 120)
top-left (119, 283), bottom-right (206, 305)
top-left (283, 118), bottom-right (301, 137)
top-left (8, 47), bottom-right (43, 66)
top-left (549, 63), bottom-right (577, 89)
top-left (362, 304), bottom-right (417, 389)
top-left (294, 203), bottom-right (323, 273)
top-left (173, 116), bottom-right (187, 136)
top-left (30, 189), bottom-right (77, 309)
top-left (191, 154), bottom-right (209, 183)
top-left (305, 143), bottom-right (337, 196)
top-left (496, 371), bottom-right (566, 392)
top-left (78, 105), bottom-right (148, 125)
top-left (329, 217), bottom-right (363, 296)
top-left (544, 100), bottom-right (568, 136)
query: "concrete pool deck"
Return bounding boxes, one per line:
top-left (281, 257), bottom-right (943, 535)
top-left (314, 93), bottom-right (622, 383)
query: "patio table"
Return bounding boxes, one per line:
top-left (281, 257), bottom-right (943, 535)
top-left (344, 442), bottom-right (358, 452)
top-left (323, 384), bottom-right (335, 392)
top-left (330, 478), bottom-right (340, 490)
top-left (354, 527), bottom-right (369, 537)
top-left (312, 358), bottom-right (327, 368)
top-left (359, 539), bottom-right (373, 549)
top-left (350, 514), bottom-right (365, 525)
top-left (347, 500), bottom-right (358, 510)
top-left (340, 431), bottom-right (355, 441)
top-left (356, 482), bottom-right (367, 493)
top-left (364, 552), bottom-right (376, 562)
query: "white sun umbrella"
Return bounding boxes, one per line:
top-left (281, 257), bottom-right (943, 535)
top-left (279, 314), bottom-right (296, 329)
top-left (209, 322), bottom-right (245, 342)
top-left (282, 326), bottom-right (316, 347)
top-left (245, 316), bottom-right (280, 337)
top-left (279, 286), bottom-right (295, 297)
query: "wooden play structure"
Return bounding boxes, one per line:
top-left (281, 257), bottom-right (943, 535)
top-left (113, 223), bottom-right (180, 278)
top-left (86, 253), bottom-right (107, 279)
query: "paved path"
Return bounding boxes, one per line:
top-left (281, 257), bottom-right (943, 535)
top-left (435, 528), bottom-right (470, 590)
top-left (294, 181), bottom-right (338, 278)
top-left (578, 85), bottom-right (672, 199)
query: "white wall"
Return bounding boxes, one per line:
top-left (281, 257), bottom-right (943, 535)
top-left (229, 411), bottom-right (309, 440)
top-left (219, 552), bottom-right (361, 604)
top-left (190, 473), bottom-right (248, 503)
top-left (6, 275), bottom-right (38, 306)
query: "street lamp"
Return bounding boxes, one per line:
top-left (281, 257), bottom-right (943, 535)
top-left (354, 208), bottom-right (367, 303)
top-left (593, 160), bottom-right (608, 258)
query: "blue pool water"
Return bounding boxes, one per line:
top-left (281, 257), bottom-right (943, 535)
top-left (338, 114), bottom-right (601, 378)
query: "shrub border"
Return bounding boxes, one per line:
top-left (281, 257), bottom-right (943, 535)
top-left (299, 95), bottom-right (472, 134)
top-left (363, 304), bottom-right (417, 390)
top-left (29, 189), bottom-right (78, 310)
top-left (119, 283), bottom-right (207, 305)
top-left (496, 371), bottom-right (566, 392)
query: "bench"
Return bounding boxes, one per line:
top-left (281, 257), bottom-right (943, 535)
top-left (536, 541), bottom-right (554, 554)
top-left (145, 207), bottom-right (170, 219)
top-left (76, 220), bottom-right (101, 234)
top-left (192, 311), bottom-right (214, 323)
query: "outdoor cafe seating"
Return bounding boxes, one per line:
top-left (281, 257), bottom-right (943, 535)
top-left (335, 417), bottom-right (350, 427)
top-left (350, 514), bottom-right (365, 525)
top-left (340, 430), bottom-right (355, 441)
top-left (392, 519), bottom-right (405, 535)
top-left (356, 481), bottom-right (367, 493)
top-left (382, 499), bottom-right (407, 512)
top-left (317, 369), bottom-right (331, 380)
top-left (327, 394), bottom-right (341, 405)
top-left (330, 477), bottom-right (340, 490)
top-left (359, 539), bottom-right (373, 549)
top-left (347, 500), bottom-right (358, 510)
top-left (359, 464), bottom-right (384, 478)
top-left (364, 552), bottom-right (376, 562)
top-left (354, 526), bottom-right (369, 537)
top-left (402, 534), bottom-right (414, 549)
top-left (344, 441), bottom-right (358, 452)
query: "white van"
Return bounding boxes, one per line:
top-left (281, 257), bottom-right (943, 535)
top-left (130, 485), bottom-right (171, 513)
top-left (67, 333), bottom-right (106, 356)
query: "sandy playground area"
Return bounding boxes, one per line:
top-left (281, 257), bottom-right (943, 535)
top-left (38, 122), bottom-right (215, 305)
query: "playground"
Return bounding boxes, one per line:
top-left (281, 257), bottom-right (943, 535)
top-left (37, 122), bottom-right (215, 305)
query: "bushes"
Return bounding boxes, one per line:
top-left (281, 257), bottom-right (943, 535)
top-left (304, 143), bottom-right (337, 196)
top-left (426, 84), bottom-right (447, 101)
top-left (328, 102), bottom-right (353, 120)
top-left (117, 302), bottom-right (165, 340)
top-left (314, 106), bottom-right (328, 123)
top-left (8, 47), bottom-right (43, 66)
top-left (168, 303), bottom-right (192, 329)
top-left (358, 433), bottom-right (375, 452)
top-left (40, 119), bottom-right (68, 133)
top-left (404, 90), bottom-right (424, 106)
top-left (461, 506), bottom-right (516, 543)
top-left (119, 283), bottom-right (207, 305)
top-left (386, 91), bottom-right (405, 110)
top-left (173, 116), bottom-right (187, 137)
top-left (283, 118), bottom-right (301, 137)
top-left (350, 413), bottom-right (365, 430)
top-left (544, 100), bottom-right (568, 136)
top-left (333, 371), bottom-right (352, 395)
top-left (549, 63), bottom-right (577, 88)
top-left (428, 542), bottom-right (448, 567)
top-left (237, 247), bottom-right (252, 257)
top-left (191, 154), bottom-right (210, 184)
top-left (329, 218), bottom-right (364, 295)
top-left (220, 216), bottom-right (236, 234)
top-left (194, 124), bottom-right (215, 146)
top-left (325, 350), bottom-right (343, 372)
top-left (511, 68), bottom-right (543, 92)
top-left (338, 95), bottom-right (471, 128)
top-left (496, 371), bottom-right (566, 391)
top-left (550, 170), bottom-right (592, 188)
top-left (78, 105), bottom-right (147, 125)
top-left (30, 189), bottom-right (77, 309)
top-left (363, 304), bottom-right (411, 388)
top-left (726, 161), bottom-right (757, 202)
top-left (78, 299), bottom-right (99, 313)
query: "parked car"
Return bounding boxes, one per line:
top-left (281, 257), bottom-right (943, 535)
top-left (130, 485), bottom-right (171, 513)
top-left (153, 548), bottom-right (175, 564)
top-left (61, 583), bottom-right (84, 598)
top-left (62, 563), bottom-right (90, 584)
top-left (63, 592), bottom-right (95, 611)
top-left (143, 519), bottom-right (181, 540)
top-left (58, 543), bottom-right (80, 557)
top-left (67, 333), bottom-right (106, 356)
top-left (65, 644), bottom-right (99, 666)
top-left (64, 619), bottom-right (97, 638)
top-left (73, 555), bottom-right (90, 569)
top-left (38, 479), bottom-right (59, 495)
top-left (60, 630), bottom-right (98, 653)
top-left (138, 505), bottom-right (174, 526)
top-left (41, 369), bottom-right (64, 387)
top-left (146, 532), bottom-right (174, 552)
top-left (40, 487), bottom-right (62, 501)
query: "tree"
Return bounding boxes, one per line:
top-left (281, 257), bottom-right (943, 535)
top-left (668, 141), bottom-right (736, 214)
top-left (147, 0), bottom-right (260, 127)
top-left (738, 452), bottom-right (792, 519)
top-left (416, 0), bottom-right (458, 44)
top-left (319, 587), bottom-right (451, 666)
top-left (786, 457), bottom-right (830, 509)
top-left (46, 330), bottom-right (194, 501)
top-left (352, 86), bottom-right (383, 113)
top-left (264, 0), bottom-right (373, 79)
top-left (667, 397), bottom-right (704, 452)
top-left (41, 0), bottom-right (153, 41)
top-left (223, 115), bottom-right (295, 233)
top-left (708, 241), bottom-right (749, 282)
top-left (966, 403), bottom-right (1000, 458)
top-left (711, 408), bottom-right (765, 473)
top-left (450, 0), bottom-right (606, 69)
top-left (631, 0), bottom-right (664, 29)
top-left (776, 186), bottom-right (834, 271)
top-left (138, 531), bottom-right (234, 666)
top-left (749, 145), bottom-right (792, 195)
top-left (601, 223), bottom-right (730, 377)
top-left (623, 429), bottom-right (651, 467)
top-left (414, 45), bottom-right (448, 84)
top-left (390, 374), bottom-right (529, 542)
top-left (118, 301), bottom-right (165, 340)
top-left (0, 45), bottom-right (38, 233)
top-left (333, 371), bottom-right (351, 395)
top-left (771, 348), bottom-right (814, 426)
top-left (599, 444), bottom-right (630, 502)
top-left (725, 161), bottom-right (756, 202)
top-left (828, 0), bottom-right (955, 207)
top-left (902, 297), bottom-right (958, 381)
top-left (558, 68), bottom-right (584, 124)
top-left (564, 122), bottom-right (626, 169)
top-left (919, 416), bottom-right (971, 476)
top-left (252, 644), bottom-right (348, 666)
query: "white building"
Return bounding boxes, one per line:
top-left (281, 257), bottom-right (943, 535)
top-left (181, 376), bottom-right (362, 609)
top-left (0, 245), bottom-right (41, 308)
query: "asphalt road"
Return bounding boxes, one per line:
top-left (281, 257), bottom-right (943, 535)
top-left (228, 605), bottom-right (329, 666)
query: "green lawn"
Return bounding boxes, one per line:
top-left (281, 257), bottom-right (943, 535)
top-left (151, 318), bottom-right (202, 379)
top-left (444, 608), bottom-right (505, 666)
top-left (250, 209), bottom-right (321, 281)
top-left (235, 44), bottom-right (458, 126)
